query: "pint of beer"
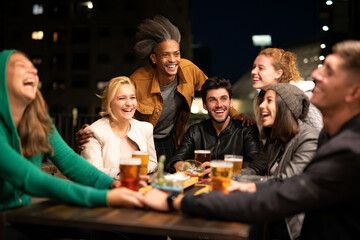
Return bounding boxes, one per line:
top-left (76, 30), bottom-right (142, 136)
top-left (210, 160), bottom-right (233, 194)
top-left (224, 155), bottom-right (243, 175)
top-left (194, 150), bottom-right (211, 163)
top-left (132, 151), bottom-right (149, 175)
top-left (119, 158), bottom-right (141, 191)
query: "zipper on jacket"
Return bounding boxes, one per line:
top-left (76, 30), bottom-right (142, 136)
top-left (215, 137), bottom-right (220, 159)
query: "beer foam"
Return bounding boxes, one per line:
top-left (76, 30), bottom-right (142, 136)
top-left (119, 157), bottom-right (141, 165)
top-left (194, 150), bottom-right (211, 154)
top-left (210, 160), bottom-right (233, 168)
top-left (132, 151), bottom-right (149, 155)
top-left (224, 155), bottom-right (243, 162)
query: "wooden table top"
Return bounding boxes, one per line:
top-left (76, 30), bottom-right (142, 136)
top-left (2, 198), bottom-right (250, 240)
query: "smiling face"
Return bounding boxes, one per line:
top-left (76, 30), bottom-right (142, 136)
top-left (311, 53), bottom-right (352, 114)
top-left (6, 52), bottom-right (39, 107)
top-left (251, 55), bottom-right (282, 90)
top-left (259, 90), bottom-right (277, 127)
top-left (150, 40), bottom-right (181, 79)
top-left (203, 88), bottom-right (233, 124)
top-left (110, 84), bottom-right (137, 122)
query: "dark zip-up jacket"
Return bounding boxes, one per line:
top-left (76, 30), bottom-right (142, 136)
top-left (165, 118), bottom-right (260, 173)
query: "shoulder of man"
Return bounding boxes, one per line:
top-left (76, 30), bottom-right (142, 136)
top-left (130, 64), bottom-right (155, 82)
top-left (179, 58), bottom-right (199, 69)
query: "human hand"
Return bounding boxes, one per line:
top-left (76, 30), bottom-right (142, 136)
top-left (110, 180), bottom-right (121, 189)
top-left (138, 189), bottom-right (184, 212)
top-left (139, 175), bottom-right (150, 188)
top-left (201, 161), bottom-right (211, 177)
top-left (232, 113), bottom-right (254, 126)
top-left (107, 187), bottom-right (144, 208)
top-left (174, 161), bottom-right (185, 172)
top-left (228, 180), bottom-right (257, 193)
top-left (75, 124), bottom-right (92, 150)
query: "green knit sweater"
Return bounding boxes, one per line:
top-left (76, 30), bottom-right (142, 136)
top-left (0, 50), bottom-right (113, 211)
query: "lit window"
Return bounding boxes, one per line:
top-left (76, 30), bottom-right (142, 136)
top-left (191, 105), bottom-right (200, 114)
top-left (326, 0), bottom-right (333, 6)
top-left (33, 4), bottom-right (43, 15)
top-left (32, 58), bottom-right (42, 65)
top-left (53, 32), bottom-right (58, 43)
top-left (201, 108), bottom-right (208, 114)
top-left (87, 1), bottom-right (93, 9)
top-left (32, 31), bottom-right (44, 40)
top-left (81, 1), bottom-right (93, 9)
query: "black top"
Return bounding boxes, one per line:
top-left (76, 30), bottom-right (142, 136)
top-left (165, 118), bottom-right (260, 173)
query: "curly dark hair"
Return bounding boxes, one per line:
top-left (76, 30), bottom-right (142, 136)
top-left (134, 15), bottom-right (181, 63)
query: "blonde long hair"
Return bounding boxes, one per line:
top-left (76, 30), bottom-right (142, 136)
top-left (17, 89), bottom-right (53, 158)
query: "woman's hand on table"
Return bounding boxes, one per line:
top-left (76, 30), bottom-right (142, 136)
top-left (228, 180), bottom-right (257, 193)
top-left (107, 187), bottom-right (144, 208)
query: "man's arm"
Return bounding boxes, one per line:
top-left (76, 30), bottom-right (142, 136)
top-left (164, 126), bottom-right (197, 173)
top-left (243, 124), bottom-right (261, 163)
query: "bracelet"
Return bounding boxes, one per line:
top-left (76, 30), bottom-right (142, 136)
top-left (167, 192), bottom-right (179, 212)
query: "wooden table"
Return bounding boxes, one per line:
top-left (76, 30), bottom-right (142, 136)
top-left (1, 197), bottom-right (250, 240)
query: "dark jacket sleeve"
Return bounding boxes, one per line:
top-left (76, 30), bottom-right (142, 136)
top-left (242, 144), bottom-right (268, 175)
top-left (165, 125), bottom-right (197, 173)
top-left (243, 124), bottom-right (260, 163)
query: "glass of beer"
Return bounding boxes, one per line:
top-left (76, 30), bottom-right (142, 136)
top-left (224, 155), bottom-right (243, 179)
top-left (119, 158), bottom-right (141, 191)
top-left (132, 151), bottom-right (149, 175)
top-left (194, 150), bottom-right (211, 163)
top-left (210, 160), bottom-right (233, 194)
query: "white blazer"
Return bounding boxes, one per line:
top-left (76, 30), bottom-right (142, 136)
top-left (81, 118), bottom-right (157, 178)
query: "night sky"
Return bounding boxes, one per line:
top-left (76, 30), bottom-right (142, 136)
top-left (191, 0), bottom-right (323, 83)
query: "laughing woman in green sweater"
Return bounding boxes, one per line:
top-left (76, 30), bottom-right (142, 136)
top-left (0, 50), bottom-right (143, 237)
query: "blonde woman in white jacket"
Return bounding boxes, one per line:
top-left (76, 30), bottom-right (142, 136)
top-left (81, 76), bottom-right (157, 178)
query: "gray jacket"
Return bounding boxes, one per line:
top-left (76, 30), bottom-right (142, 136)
top-left (243, 121), bottom-right (319, 239)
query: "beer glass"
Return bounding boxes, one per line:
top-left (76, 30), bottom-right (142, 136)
top-left (210, 160), bottom-right (233, 194)
top-left (132, 151), bottom-right (149, 175)
top-left (119, 158), bottom-right (141, 191)
top-left (194, 150), bottom-right (211, 163)
top-left (224, 155), bottom-right (243, 178)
